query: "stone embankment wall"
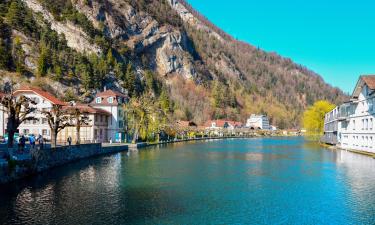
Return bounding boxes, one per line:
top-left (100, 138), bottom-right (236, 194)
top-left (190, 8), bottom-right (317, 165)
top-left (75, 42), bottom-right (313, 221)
top-left (0, 144), bottom-right (128, 184)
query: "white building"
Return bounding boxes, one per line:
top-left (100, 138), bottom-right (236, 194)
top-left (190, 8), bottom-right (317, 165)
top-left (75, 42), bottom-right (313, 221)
top-left (323, 75), bottom-right (375, 153)
top-left (91, 90), bottom-right (128, 142)
top-left (14, 86), bottom-right (67, 140)
top-left (246, 114), bottom-right (270, 130)
top-left (339, 76), bottom-right (375, 153)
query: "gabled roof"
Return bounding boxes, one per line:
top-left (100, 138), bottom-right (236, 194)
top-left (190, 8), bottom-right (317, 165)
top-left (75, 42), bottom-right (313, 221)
top-left (14, 86), bottom-right (67, 105)
top-left (352, 75), bottom-right (375, 98)
top-left (204, 120), bottom-right (243, 128)
top-left (91, 89), bottom-right (128, 106)
top-left (96, 90), bottom-right (127, 98)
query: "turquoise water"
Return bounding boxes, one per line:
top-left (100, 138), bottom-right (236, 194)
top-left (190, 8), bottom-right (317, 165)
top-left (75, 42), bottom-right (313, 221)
top-left (1, 137), bottom-right (375, 224)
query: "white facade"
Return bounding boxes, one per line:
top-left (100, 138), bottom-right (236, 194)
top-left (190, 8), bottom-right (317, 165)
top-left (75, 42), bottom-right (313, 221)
top-left (246, 114), bottom-right (270, 130)
top-left (325, 76), bottom-right (375, 153)
top-left (91, 90), bottom-right (128, 142)
top-left (339, 83), bottom-right (375, 153)
top-left (14, 89), bottom-right (59, 140)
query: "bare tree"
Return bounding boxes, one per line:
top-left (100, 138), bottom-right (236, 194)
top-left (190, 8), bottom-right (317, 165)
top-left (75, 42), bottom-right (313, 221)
top-left (0, 93), bottom-right (36, 148)
top-left (68, 107), bottom-right (91, 145)
top-left (42, 105), bottom-right (71, 148)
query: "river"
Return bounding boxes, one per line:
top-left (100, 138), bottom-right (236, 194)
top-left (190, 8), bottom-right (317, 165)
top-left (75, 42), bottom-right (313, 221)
top-left (0, 137), bottom-right (375, 224)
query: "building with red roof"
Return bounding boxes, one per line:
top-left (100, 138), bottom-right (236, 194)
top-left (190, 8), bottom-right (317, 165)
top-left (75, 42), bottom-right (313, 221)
top-left (57, 104), bottom-right (112, 143)
top-left (14, 86), bottom-right (67, 106)
top-left (91, 89), bottom-right (129, 142)
top-left (204, 119), bottom-right (243, 130)
top-left (11, 86), bottom-right (67, 139)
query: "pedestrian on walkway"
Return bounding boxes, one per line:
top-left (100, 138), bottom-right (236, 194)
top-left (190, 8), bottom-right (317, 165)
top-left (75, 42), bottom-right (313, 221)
top-left (29, 135), bottom-right (36, 150)
top-left (37, 134), bottom-right (44, 150)
top-left (67, 136), bottom-right (72, 146)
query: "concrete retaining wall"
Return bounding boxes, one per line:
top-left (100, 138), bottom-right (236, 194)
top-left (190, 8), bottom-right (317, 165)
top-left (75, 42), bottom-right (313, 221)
top-left (0, 143), bottom-right (128, 184)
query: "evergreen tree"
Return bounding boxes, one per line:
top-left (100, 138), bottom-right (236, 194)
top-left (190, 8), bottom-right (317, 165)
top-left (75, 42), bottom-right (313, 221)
top-left (37, 46), bottom-right (49, 77)
top-left (159, 88), bottom-right (170, 113)
top-left (124, 63), bottom-right (135, 96)
top-left (0, 18), bottom-right (12, 70)
top-left (6, 0), bottom-right (24, 28)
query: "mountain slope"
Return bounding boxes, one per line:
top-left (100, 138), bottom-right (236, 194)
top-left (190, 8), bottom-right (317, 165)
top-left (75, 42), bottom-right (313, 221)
top-left (0, 0), bottom-right (347, 128)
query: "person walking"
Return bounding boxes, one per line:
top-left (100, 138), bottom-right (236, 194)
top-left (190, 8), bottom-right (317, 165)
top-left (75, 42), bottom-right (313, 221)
top-left (67, 136), bottom-right (72, 146)
top-left (20, 135), bottom-right (26, 153)
top-left (37, 134), bottom-right (44, 150)
top-left (29, 135), bottom-right (36, 150)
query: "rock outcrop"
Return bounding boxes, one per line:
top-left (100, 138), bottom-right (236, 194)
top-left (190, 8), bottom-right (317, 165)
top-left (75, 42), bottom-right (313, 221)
top-left (22, 0), bottom-right (101, 55)
top-left (73, 0), bottom-right (197, 79)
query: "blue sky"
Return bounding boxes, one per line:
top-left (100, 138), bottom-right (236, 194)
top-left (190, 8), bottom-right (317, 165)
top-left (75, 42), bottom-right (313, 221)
top-left (186, 0), bottom-right (375, 94)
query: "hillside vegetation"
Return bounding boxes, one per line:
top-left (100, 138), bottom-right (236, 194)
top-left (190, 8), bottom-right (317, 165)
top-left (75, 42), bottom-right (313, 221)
top-left (0, 0), bottom-right (347, 128)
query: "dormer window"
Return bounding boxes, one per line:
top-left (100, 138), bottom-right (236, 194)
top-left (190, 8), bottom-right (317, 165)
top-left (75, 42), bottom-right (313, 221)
top-left (96, 97), bottom-right (102, 104)
top-left (108, 97), bottom-right (114, 104)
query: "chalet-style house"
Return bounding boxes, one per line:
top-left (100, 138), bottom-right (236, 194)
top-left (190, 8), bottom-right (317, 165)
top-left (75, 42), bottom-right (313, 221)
top-left (322, 75), bottom-right (375, 153)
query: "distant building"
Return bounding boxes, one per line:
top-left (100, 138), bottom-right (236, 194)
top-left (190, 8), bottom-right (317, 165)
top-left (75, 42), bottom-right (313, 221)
top-left (204, 120), bottom-right (243, 130)
top-left (91, 90), bottom-right (128, 142)
top-left (245, 114), bottom-right (270, 130)
top-left (323, 75), bottom-right (375, 153)
top-left (322, 106), bottom-right (341, 145)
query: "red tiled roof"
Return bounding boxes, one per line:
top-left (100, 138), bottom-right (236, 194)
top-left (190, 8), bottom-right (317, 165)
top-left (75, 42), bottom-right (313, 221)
top-left (14, 86), bottom-right (67, 105)
top-left (91, 90), bottom-right (128, 106)
top-left (96, 90), bottom-right (127, 98)
top-left (0, 92), bottom-right (5, 98)
top-left (63, 104), bottom-right (111, 115)
top-left (361, 75), bottom-right (375, 90)
top-left (204, 120), bottom-right (243, 128)
top-left (177, 120), bottom-right (197, 127)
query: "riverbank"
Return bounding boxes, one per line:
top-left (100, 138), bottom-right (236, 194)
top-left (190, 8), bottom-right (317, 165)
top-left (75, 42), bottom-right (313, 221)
top-left (322, 143), bottom-right (375, 159)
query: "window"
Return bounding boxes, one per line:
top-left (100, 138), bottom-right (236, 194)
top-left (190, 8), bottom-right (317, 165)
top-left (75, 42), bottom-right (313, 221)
top-left (353, 120), bottom-right (356, 130)
top-left (33, 118), bottom-right (39, 125)
top-left (96, 97), bottom-right (102, 104)
top-left (366, 119), bottom-right (369, 130)
top-left (23, 129), bottom-right (29, 135)
top-left (42, 129), bottom-right (48, 135)
top-left (42, 118), bottom-right (48, 124)
top-left (108, 97), bottom-right (113, 103)
top-left (369, 99), bottom-right (374, 112)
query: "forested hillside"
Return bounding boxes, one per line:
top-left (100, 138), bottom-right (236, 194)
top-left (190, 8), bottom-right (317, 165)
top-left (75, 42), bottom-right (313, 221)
top-left (0, 0), bottom-right (347, 128)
